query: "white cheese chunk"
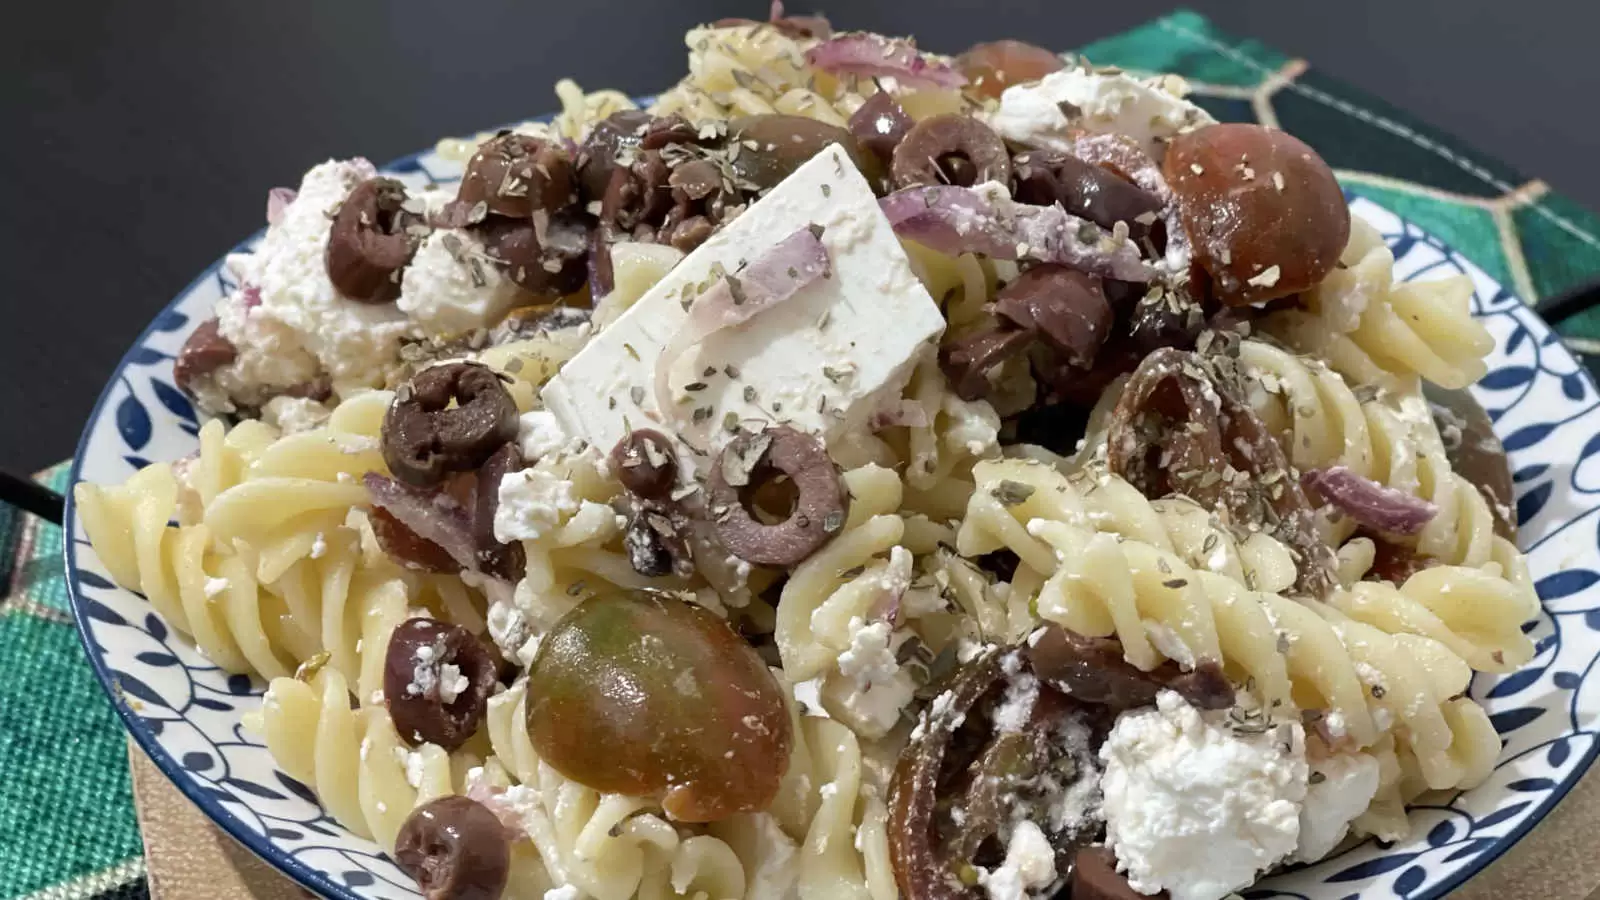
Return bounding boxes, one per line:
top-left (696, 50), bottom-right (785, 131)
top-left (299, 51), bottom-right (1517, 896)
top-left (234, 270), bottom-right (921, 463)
top-left (1294, 751), bottom-right (1380, 862)
top-left (988, 68), bottom-right (1215, 160)
top-left (542, 144), bottom-right (944, 473)
top-left (493, 468), bottom-right (579, 542)
top-left (398, 227), bottom-right (528, 338)
top-left (980, 820), bottom-right (1058, 900)
top-left (1100, 691), bottom-right (1308, 900)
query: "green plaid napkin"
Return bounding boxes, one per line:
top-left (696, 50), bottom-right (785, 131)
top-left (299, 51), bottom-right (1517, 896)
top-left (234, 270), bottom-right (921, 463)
top-left (8, 10), bottom-right (1600, 900)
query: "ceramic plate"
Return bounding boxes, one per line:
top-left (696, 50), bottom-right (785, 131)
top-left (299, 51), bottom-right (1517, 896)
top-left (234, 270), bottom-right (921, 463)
top-left (64, 121), bottom-right (1600, 900)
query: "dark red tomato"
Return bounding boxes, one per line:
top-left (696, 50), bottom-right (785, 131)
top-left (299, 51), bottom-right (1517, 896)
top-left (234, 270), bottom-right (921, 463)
top-left (524, 591), bottom-right (791, 822)
top-left (1163, 123), bottom-right (1349, 307)
top-left (956, 40), bottom-right (1065, 99)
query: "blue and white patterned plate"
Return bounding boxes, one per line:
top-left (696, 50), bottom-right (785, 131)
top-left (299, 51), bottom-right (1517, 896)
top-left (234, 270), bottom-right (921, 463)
top-left (64, 121), bottom-right (1600, 900)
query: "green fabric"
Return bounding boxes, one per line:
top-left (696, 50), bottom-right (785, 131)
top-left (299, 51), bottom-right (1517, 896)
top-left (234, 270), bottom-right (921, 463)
top-left (8, 10), bottom-right (1600, 900)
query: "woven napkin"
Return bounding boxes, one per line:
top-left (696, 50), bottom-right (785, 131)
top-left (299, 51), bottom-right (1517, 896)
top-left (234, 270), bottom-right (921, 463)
top-left (9, 11), bottom-right (1600, 900)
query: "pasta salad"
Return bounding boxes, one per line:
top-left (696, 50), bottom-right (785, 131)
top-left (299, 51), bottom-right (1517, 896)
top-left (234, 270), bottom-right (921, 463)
top-left (74, 9), bottom-right (1536, 900)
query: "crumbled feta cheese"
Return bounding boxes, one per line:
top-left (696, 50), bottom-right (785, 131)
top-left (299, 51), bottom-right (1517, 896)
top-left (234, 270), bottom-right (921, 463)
top-left (837, 617), bottom-right (898, 686)
top-left (262, 395), bottom-right (332, 435)
top-left (392, 746), bottom-right (428, 789)
top-left (543, 886), bottom-right (581, 900)
top-left (203, 577), bottom-right (230, 599)
top-left (739, 813), bottom-right (800, 900)
top-left (941, 394), bottom-right (1001, 458)
top-left (487, 596), bottom-right (540, 668)
top-left (992, 669), bottom-right (1040, 734)
top-left (792, 677), bottom-right (829, 717)
top-left (979, 820), bottom-right (1058, 900)
top-left (542, 144), bottom-right (944, 475)
top-left (309, 532), bottom-right (327, 559)
top-left (398, 227), bottom-right (527, 337)
top-left (494, 468), bottom-right (580, 542)
top-left (987, 69), bottom-right (1215, 161)
top-left (436, 663), bottom-right (468, 704)
top-left (1100, 691), bottom-right (1308, 900)
top-left (516, 409), bottom-right (574, 462)
top-left (219, 159), bottom-right (411, 393)
top-left (1294, 752), bottom-right (1380, 862)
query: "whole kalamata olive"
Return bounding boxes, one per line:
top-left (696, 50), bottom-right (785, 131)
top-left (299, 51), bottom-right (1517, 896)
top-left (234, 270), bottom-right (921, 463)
top-left (458, 132), bottom-right (575, 219)
top-left (384, 618), bottom-right (499, 749)
top-left (955, 40), bottom-right (1065, 99)
top-left (395, 796), bottom-right (510, 900)
top-left (1163, 123), bottom-right (1349, 306)
top-left (172, 317), bottom-right (237, 398)
top-left (729, 115), bottom-right (884, 192)
top-left (609, 429), bottom-right (678, 500)
top-left (576, 109), bottom-right (656, 203)
top-left (525, 590), bottom-right (791, 822)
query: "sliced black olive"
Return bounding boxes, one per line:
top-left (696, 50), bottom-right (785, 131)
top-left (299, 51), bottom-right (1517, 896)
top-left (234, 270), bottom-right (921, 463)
top-left (382, 362), bottom-right (519, 487)
top-left (395, 795), bottom-right (511, 900)
top-left (383, 618), bottom-right (499, 749)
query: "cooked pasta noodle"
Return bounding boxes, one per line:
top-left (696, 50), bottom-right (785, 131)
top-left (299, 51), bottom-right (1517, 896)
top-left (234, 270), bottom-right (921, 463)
top-left (1240, 339), bottom-right (1522, 573)
top-left (1262, 217), bottom-right (1494, 390)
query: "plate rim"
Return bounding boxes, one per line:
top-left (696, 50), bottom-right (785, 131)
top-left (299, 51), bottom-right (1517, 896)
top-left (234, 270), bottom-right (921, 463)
top-left (61, 141), bottom-right (1600, 900)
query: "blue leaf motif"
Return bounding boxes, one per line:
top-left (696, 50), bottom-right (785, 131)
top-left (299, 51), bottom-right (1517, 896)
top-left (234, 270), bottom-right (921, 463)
top-left (1538, 634), bottom-right (1556, 654)
top-left (1388, 233), bottom-right (1418, 260)
top-left (122, 455), bottom-right (151, 471)
top-left (1480, 366), bottom-right (1535, 390)
top-left (192, 697), bottom-right (235, 712)
top-left (117, 673), bottom-right (169, 709)
top-left (302, 819), bottom-right (336, 837)
top-left (81, 598), bottom-right (127, 625)
top-left (179, 422), bottom-right (199, 437)
top-left (1554, 671), bottom-right (1582, 690)
top-left (151, 381), bottom-right (197, 423)
top-left (1517, 482), bottom-right (1552, 527)
top-left (1487, 665), bottom-right (1546, 700)
top-left (1566, 373), bottom-right (1589, 401)
top-left (151, 309), bottom-right (189, 332)
top-left (1327, 851), bottom-right (1419, 882)
top-left (145, 718), bottom-right (164, 735)
top-left (127, 347), bottom-right (169, 366)
top-left (1514, 463), bottom-right (1550, 483)
top-left (343, 871), bottom-right (375, 887)
top-left (116, 395), bottom-right (152, 451)
top-left (143, 612), bottom-right (168, 642)
top-left (1586, 609), bottom-right (1600, 630)
top-left (277, 772), bottom-right (319, 804)
top-left (1487, 407), bottom-right (1506, 423)
top-left (1504, 423), bottom-right (1556, 453)
top-left (1489, 706), bottom-right (1544, 734)
top-left (1550, 739), bottom-right (1573, 766)
top-left (78, 571), bottom-right (115, 590)
top-left (1393, 865), bottom-right (1426, 897)
top-left (1476, 801), bottom-right (1532, 830)
top-left (227, 674), bottom-right (256, 696)
top-left (134, 651), bottom-right (178, 668)
top-left (181, 751), bottom-right (215, 772)
top-left (224, 778), bottom-right (286, 801)
top-left (1508, 777), bottom-right (1556, 792)
top-left (1444, 838), bottom-right (1496, 862)
top-left (1538, 570), bottom-right (1599, 601)
top-left (268, 828), bottom-right (303, 841)
top-left (1508, 324), bottom-right (1529, 353)
top-left (1426, 820), bottom-right (1455, 846)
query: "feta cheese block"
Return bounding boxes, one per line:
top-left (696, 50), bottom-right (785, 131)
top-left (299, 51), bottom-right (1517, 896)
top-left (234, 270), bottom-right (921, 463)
top-left (541, 143), bottom-right (945, 474)
top-left (988, 67), bottom-right (1215, 160)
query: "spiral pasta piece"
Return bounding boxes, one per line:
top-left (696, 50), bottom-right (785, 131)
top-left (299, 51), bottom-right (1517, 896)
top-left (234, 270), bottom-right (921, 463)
top-left (1327, 563), bottom-right (1539, 673)
top-left (1025, 516), bottom-right (1499, 793)
top-left (1263, 216), bottom-right (1494, 390)
top-left (76, 392), bottom-right (490, 680)
top-left (482, 681), bottom-right (750, 900)
top-left (1240, 339), bottom-right (1522, 574)
top-left (257, 667), bottom-right (458, 849)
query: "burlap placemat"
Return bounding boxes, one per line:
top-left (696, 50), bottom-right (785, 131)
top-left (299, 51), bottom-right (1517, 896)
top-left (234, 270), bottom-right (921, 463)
top-left (17, 9), bottom-right (1600, 900)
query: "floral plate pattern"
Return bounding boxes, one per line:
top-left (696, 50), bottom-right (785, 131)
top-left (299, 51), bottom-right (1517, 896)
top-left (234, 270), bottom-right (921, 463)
top-left (63, 122), bottom-right (1600, 900)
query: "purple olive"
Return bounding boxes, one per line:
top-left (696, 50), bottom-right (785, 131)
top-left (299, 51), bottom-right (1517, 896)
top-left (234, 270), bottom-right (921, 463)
top-left (395, 796), bottom-right (510, 900)
top-left (383, 618), bottom-right (498, 749)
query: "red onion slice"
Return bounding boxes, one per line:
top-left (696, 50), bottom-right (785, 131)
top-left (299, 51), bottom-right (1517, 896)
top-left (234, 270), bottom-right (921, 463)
top-left (805, 33), bottom-right (967, 90)
top-left (1301, 466), bottom-right (1438, 535)
top-left (653, 226), bottom-right (831, 416)
top-left (880, 184), bottom-right (1156, 282)
top-left (364, 473), bottom-right (481, 571)
top-left (266, 187), bottom-right (296, 227)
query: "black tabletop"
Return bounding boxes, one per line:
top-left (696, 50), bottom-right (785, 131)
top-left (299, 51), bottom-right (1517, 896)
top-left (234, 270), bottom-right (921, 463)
top-left (3, 0), bottom-right (1597, 475)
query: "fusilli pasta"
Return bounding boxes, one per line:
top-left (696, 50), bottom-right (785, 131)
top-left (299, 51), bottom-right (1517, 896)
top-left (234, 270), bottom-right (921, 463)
top-left (1262, 217), bottom-right (1494, 390)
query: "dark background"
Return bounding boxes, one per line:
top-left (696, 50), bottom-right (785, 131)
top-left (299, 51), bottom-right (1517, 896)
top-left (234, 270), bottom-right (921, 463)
top-left (4, 0), bottom-right (1598, 475)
